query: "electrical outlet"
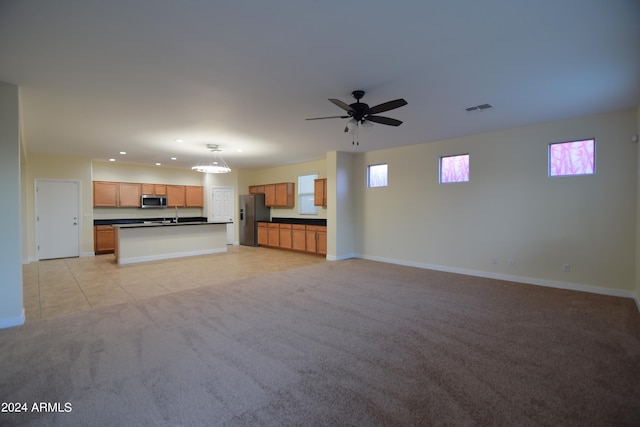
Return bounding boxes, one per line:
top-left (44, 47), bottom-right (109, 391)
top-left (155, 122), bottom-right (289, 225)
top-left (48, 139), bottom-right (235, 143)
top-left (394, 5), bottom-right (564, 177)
top-left (508, 258), bottom-right (515, 266)
top-left (563, 264), bottom-right (571, 272)
top-left (491, 257), bottom-right (499, 264)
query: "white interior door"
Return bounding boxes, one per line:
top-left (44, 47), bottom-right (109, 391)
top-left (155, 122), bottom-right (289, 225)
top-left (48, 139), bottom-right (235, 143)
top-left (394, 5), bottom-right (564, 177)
top-left (210, 187), bottom-right (235, 244)
top-left (36, 180), bottom-right (81, 260)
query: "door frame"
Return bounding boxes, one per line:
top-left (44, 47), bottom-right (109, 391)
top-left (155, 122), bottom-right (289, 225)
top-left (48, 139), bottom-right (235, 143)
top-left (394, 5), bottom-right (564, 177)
top-left (34, 179), bottom-right (82, 261)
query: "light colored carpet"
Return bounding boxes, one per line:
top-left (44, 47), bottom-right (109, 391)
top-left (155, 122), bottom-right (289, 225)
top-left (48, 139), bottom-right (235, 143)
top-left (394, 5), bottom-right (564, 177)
top-left (1, 259), bottom-right (639, 426)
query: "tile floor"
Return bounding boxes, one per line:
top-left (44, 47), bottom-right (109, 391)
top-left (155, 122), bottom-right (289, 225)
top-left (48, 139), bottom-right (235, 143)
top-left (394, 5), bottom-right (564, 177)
top-left (22, 245), bottom-right (326, 322)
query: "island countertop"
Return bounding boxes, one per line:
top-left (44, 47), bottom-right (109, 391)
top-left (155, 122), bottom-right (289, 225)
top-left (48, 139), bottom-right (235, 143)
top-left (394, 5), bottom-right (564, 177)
top-left (113, 221), bottom-right (231, 229)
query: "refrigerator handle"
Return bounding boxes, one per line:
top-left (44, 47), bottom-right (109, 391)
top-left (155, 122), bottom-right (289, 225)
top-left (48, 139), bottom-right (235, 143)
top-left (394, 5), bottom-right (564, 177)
top-left (240, 207), bottom-right (244, 222)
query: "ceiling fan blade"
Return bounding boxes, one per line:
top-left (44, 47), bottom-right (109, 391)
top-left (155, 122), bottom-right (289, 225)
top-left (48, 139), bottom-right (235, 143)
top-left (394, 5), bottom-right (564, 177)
top-left (366, 115), bottom-right (403, 126)
top-left (306, 115), bottom-right (349, 121)
top-left (329, 98), bottom-right (355, 113)
top-left (367, 98), bottom-right (408, 115)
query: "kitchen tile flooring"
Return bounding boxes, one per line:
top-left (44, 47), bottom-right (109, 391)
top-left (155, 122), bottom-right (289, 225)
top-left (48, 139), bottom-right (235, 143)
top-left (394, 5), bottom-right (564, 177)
top-left (23, 245), bottom-right (326, 322)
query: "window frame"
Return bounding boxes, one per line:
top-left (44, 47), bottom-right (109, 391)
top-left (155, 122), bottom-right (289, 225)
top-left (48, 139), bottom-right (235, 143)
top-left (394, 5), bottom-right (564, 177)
top-left (548, 138), bottom-right (596, 177)
top-left (439, 153), bottom-right (470, 184)
top-left (367, 163), bottom-right (388, 188)
top-left (297, 173), bottom-right (319, 215)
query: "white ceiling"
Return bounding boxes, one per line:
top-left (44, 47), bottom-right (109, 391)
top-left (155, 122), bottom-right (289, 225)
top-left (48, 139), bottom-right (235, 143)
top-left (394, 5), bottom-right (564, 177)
top-left (1, 0), bottom-right (639, 170)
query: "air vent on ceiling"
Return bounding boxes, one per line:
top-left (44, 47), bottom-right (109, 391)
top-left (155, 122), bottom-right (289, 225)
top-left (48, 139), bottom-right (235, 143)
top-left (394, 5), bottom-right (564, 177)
top-left (466, 103), bottom-right (493, 112)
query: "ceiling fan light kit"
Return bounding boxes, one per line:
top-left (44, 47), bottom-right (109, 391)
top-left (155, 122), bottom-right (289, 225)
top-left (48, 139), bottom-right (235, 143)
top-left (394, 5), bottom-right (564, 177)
top-left (306, 90), bottom-right (407, 145)
top-left (191, 144), bottom-right (231, 173)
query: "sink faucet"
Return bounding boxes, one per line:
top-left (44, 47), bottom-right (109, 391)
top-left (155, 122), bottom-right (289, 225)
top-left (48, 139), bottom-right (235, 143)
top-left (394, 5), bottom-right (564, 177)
top-left (173, 206), bottom-right (178, 223)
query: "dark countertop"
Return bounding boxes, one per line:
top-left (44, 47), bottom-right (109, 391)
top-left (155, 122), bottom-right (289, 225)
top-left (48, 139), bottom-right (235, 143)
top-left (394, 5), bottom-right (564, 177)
top-left (94, 217), bottom-right (208, 226)
top-left (113, 221), bottom-right (230, 229)
top-left (269, 217), bottom-right (327, 226)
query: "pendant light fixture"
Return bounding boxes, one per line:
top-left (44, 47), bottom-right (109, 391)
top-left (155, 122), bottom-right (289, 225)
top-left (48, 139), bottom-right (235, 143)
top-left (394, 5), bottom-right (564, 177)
top-left (191, 144), bottom-right (231, 173)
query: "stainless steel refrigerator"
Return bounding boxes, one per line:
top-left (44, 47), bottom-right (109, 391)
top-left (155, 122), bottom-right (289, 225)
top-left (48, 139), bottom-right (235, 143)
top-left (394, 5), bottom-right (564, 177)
top-left (239, 194), bottom-right (270, 246)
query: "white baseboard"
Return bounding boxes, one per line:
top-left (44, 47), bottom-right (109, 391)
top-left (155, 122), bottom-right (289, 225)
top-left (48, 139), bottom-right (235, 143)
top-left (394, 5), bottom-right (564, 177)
top-left (117, 247), bottom-right (228, 265)
top-left (326, 253), bottom-right (358, 261)
top-left (357, 254), bottom-right (637, 301)
top-left (0, 309), bottom-right (25, 329)
top-left (81, 251), bottom-right (95, 257)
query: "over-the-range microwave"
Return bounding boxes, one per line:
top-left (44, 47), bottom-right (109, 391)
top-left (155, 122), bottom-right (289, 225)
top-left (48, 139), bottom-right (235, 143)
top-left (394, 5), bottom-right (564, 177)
top-left (140, 195), bottom-right (167, 208)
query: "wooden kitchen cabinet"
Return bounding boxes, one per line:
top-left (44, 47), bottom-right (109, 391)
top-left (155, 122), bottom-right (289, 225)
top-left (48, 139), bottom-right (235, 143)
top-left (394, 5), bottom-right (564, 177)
top-left (249, 185), bottom-right (265, 195)
top-left (93, 181), bottom-right (119, 207)
top-left (94, 225), bottom-right (115, 254)
top-left (279, 223), bottom-right (292, 249)
top-left (166, 185), bottom-right (185, 207)
top-left (118, 183), bottom-right (141, 207)
top-left (291, 224), bottom-right (306, 251)
top-left (275, 183), bottom-right (294, 207)
top-left (141, 184), bottom-right (167, 196)
top-left (267, 223), bottom-right (280, 247)
top-left (257, 222), bottom-right (269, 246)
top-left (314, 178), bottom-right (327, 207)
top-left (317, 227), bottom-right (327, 255)
top-left (256, 182), bottom-right (294, 207)
top-left (185, 186), bottom-right (204, 207)
top-left (306, 225), bottom-right (327, 255)
top-left (264, 184), bottom-right (276, 206)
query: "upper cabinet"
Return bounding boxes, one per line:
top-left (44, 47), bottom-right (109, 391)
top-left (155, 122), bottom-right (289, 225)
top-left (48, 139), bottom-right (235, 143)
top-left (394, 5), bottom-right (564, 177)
top-left (263, 182), bottom-right (294, 208)
top-left (118, 183), bottom-right (141, 207)
top-left (93, 181), bottom-right (140, 207)
top-left (248, 185), bottom-right (265, 195)
top-left (93, 181), bottom-right (119, 207)
top-left (185, 186), bottom-right (204, 207)
top-left (248, 182), bottom-right (294, 208)
top-left (141, 184), bottom-right (167, 196)
top-left (94, 181), bottom-right (203, 208)
top-left (166, 185), bottom-right (186, 207)
top-left (314, 178), bottom-right (327, 207)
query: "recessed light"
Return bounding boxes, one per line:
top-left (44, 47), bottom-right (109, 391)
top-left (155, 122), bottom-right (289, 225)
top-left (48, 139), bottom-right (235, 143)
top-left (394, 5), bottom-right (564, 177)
top-left (155, 162), bottom-right (161, 166)
top-left (109, 158), bottom-right (116, 162)
top-left (171, 157), bottom-right (177, 160)
top-left (175, 139), bottom-right (183, 143)
top-left (119, 151), bottom-right (126, 155)
top-left (237, 149), bottom-right (243, 153)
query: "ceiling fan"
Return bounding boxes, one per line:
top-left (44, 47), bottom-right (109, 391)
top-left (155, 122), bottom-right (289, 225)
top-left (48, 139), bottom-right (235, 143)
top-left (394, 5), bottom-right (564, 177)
top-left (306, 90), bottom-right (408, 132)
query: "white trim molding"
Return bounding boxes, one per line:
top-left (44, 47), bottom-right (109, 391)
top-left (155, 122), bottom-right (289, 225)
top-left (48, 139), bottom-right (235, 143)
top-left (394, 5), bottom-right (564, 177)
top-left (357, 254), bottom-right (637, 302)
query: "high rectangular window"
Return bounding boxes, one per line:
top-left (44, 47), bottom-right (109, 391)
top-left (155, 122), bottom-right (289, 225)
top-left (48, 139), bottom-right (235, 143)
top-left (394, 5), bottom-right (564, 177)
top-left (367, 164), bottom-right (388, 188)
top-left (549, 138), bottom-right (595, 176)
top-left (440, 154), bottom-right (469, 183)
top-left (298, 174), bottom-right (318, 215)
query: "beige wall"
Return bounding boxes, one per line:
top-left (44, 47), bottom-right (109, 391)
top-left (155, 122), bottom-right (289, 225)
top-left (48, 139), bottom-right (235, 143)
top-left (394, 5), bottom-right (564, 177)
top-left (353, 108), bottom-right (638, 294)
top-left (0, 82), bottom-right (23, 327)
top-left (24, 153), bottom-right (94, 261)
top-left (326, 151), bottom-right (356, 260)
top-left (92, 161), bottom-right (206, 185)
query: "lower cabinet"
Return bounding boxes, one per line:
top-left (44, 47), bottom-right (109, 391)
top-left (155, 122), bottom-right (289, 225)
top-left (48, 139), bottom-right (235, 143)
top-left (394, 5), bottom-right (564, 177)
top-left (257, 222), bottom-right (268, 246)
top-left (279, 224), bottom-right (292, 249)
top-left (267, 223), bottom-right (280, 247)
top-left (94, 225), bottom-right (115, 254)
top-left (258, 222), bottom-right (326, 256)
top-left (291, 225), bottom-right (306, 251)
top-left (305, 225), bottom-right (327, 255)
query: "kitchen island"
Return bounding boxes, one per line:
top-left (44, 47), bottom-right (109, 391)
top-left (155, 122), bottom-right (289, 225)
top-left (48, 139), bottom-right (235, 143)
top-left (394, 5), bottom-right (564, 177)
top-left (113, 222), bottom-right (230, 265)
